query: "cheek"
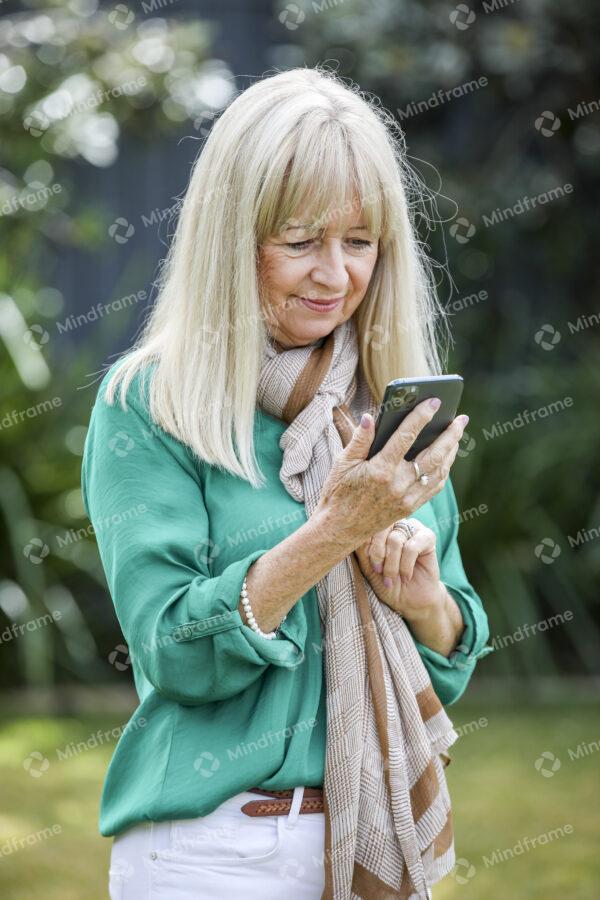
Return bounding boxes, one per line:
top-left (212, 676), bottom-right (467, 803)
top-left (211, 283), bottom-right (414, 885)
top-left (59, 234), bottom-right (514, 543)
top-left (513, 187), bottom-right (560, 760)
top-left (351, 255), bottom-right (378, 294)
top-left (262, 254), bottom-right (306, 299)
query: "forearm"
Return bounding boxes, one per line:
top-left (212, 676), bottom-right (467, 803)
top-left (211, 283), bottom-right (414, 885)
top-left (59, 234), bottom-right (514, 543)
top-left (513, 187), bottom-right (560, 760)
top-left (404, 584), bottom-right (465, 658)
top-left (238, 507), bottom-right (357, 634)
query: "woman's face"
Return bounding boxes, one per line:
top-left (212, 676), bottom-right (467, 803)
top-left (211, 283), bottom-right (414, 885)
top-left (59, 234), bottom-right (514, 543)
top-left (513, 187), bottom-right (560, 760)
top-left (258, 201), bottom-right (379, 350)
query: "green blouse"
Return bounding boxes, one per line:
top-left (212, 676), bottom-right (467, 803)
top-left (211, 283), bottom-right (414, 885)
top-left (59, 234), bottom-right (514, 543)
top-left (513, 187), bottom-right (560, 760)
top-left (81, 363), bottom-right (494, 838)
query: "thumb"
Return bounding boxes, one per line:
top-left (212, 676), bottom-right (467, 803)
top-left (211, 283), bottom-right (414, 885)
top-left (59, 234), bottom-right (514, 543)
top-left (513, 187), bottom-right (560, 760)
top-left (344, 412), bottom-right (375, 459)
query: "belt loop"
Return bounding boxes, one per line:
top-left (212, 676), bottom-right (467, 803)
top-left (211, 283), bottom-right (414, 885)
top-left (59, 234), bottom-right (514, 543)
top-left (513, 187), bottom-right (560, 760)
top-left (286, 785), bottom-right (305, 829)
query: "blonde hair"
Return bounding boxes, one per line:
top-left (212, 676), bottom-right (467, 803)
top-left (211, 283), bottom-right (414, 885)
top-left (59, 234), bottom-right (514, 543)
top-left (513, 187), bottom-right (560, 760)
top-left (104, 67), bottom-right (451, 489)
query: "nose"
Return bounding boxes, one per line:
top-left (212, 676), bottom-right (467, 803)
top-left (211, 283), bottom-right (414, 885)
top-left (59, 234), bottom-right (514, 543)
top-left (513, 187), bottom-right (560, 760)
top-left (310, 240), bottom-right (349, 296)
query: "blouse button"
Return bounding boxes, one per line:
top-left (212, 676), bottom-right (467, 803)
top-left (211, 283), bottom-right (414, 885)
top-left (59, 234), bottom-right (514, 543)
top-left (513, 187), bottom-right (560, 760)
top-left (149, 851), bottom-right (158, 860)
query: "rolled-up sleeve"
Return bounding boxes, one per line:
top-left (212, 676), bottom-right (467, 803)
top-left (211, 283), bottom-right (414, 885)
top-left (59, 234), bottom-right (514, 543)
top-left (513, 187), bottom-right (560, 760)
top-left (413, 477), bottom-right (494, 705)
top-left (81, 379), bottom-right (305, 707)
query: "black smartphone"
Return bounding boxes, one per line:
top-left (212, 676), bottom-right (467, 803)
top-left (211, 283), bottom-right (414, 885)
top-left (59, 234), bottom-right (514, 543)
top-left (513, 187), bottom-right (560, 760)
top-left (366, 375), bottom-right (464, 461)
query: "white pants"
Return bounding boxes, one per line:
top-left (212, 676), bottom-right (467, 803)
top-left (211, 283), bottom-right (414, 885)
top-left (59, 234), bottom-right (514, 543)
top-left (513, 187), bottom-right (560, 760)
top-left (108, 786), bottom-right (326, 899)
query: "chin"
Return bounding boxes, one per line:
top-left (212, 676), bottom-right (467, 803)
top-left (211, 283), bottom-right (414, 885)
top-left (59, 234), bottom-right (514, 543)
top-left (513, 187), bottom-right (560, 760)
top-left (277, 309), bottom-right (348, 348)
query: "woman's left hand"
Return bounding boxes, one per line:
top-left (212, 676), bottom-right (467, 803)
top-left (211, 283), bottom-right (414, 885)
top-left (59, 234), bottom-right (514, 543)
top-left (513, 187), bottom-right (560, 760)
top-left (354, 519), bottom-right (445, 620)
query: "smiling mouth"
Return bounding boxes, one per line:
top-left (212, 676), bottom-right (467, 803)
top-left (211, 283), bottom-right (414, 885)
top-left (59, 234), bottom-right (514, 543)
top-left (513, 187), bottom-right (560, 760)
top-left (303, 297), bottom-right (343, 302)
top-left (297, 296), bottom-right (345, 306)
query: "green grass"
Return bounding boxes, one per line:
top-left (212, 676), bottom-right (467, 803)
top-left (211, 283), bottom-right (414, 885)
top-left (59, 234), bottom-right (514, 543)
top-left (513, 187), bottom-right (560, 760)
top-left (0, 703), bottom-right (598, 899)
top-left (437, 702), bottom-right (600, 900)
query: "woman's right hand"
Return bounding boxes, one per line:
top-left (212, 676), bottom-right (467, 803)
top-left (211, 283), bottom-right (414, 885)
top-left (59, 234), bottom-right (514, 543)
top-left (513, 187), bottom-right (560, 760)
top-left (314, 398), bottom-right (469, 551)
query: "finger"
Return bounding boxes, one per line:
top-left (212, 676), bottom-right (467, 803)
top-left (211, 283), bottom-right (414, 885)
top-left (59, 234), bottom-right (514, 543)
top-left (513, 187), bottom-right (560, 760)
top-left (399, 526), bottom-right (436, 581)
top-left (369, 528), bottom-right (390, 573)
top-left (414, 413), bottom-right (468, 476)
top-left (416, 437), bottom-right (461, 493)
top-left (373, 397), bottom-right (442, 466)
top-left (381, 529), bottom-right (407, 586)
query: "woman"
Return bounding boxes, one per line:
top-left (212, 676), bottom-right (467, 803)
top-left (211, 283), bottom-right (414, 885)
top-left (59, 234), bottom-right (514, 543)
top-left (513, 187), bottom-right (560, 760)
top-left (81, 68), bottom-right (493, 900)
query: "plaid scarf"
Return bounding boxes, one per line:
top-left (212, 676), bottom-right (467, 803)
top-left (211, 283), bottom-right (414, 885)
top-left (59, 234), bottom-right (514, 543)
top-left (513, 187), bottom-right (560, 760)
top-left (257, 315), bottom-right (459, 900)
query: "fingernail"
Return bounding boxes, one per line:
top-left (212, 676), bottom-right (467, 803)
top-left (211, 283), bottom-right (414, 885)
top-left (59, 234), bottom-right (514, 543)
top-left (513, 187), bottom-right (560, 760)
top-left (373, 561), bottom-right (383, 573)
top-left (383, 576), bottom-right (393, 589)
top-left (429, 397), bottom-right (441, 410)
top-left (459, 414), bottom-right (469, 426)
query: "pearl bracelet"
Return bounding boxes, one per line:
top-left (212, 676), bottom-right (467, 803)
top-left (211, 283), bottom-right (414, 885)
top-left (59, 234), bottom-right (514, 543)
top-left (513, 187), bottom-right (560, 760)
top-left (240, 577), bottom-right (286, 640)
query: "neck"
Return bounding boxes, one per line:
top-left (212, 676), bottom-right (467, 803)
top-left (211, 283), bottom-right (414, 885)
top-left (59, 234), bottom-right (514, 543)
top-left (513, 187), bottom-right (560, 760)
top-left (269, 334), bottom-right (327, 353)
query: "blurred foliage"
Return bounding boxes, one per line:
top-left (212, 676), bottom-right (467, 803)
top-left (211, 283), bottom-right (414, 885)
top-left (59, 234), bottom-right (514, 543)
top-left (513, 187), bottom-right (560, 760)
top-left (0, 0), bottom-right (233, 690)
top-left (1, 0), bottom-right (599, 690)
top-left (280, 0), bottom-right (600, 677)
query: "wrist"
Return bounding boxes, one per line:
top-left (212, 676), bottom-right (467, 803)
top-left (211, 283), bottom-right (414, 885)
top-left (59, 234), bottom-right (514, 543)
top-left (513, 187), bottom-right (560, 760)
top-left (402, 579), bottom-right (448, 625)
top-left (403, 582), bottom-right (465, 658)
top-left (310, 504), bottom-right (366, 557)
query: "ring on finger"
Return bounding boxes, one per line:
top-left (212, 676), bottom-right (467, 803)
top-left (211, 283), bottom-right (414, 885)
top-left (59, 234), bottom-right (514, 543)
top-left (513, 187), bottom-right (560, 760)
top-left (412, 459), bottom-right (430, 486)
top-left (392, 519), bottom-right (415, 540)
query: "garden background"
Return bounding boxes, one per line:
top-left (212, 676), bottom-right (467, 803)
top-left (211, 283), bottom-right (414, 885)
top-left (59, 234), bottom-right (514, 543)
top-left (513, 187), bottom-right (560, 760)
top-left (1, 1), bottom-right (598, 897)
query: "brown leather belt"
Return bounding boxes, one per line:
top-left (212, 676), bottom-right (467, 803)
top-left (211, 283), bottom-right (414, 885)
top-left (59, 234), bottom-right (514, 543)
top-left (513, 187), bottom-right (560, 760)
top-left (241, 786), bottom-right (324, 817)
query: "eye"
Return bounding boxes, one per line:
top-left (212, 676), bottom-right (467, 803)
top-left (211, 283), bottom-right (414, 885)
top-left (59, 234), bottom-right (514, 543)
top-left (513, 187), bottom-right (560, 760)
top-left (282, 237), bottom-right (373, 252)
top-left (346, 239), bottom-right (373, 250)
top-left (285, 239), bottom-right (313, 251)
